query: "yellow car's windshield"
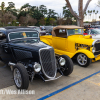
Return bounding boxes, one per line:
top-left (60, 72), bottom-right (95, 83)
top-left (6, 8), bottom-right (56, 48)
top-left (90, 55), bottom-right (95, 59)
top-left (67, 29), bottom-right (83, 36)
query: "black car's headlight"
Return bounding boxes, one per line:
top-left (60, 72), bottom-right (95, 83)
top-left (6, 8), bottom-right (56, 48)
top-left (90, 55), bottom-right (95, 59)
top-left (59, 57), bottom-right (66, 66)
top-left (33, 62), bottom-right (41, 72)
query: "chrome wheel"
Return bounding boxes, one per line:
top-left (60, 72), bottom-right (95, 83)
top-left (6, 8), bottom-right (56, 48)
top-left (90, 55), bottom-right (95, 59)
top-left (58, 55), bottom-right (73, 76)
top-left (14, 68), bottom-right (22, 88)
top-left (77, 54), bottom-right (87, 66)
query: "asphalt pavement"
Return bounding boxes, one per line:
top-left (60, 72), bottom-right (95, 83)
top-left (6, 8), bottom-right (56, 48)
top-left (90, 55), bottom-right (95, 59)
top-left (0, 61), bottom-right (100, 100)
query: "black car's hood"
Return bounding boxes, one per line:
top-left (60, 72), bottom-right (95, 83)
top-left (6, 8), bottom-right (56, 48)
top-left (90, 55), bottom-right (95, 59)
top-left (10, 41), bottom-right (49, 51)
top-left (9, 41), bottom-right (52, 62)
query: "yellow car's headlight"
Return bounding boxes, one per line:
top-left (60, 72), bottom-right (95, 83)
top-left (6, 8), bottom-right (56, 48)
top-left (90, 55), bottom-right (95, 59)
top-left (92, 47), bottom-right (96, 53)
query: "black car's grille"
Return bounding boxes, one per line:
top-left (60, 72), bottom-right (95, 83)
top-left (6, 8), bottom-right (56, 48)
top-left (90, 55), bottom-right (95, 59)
top-left (94, 43), bottom-right (100, 51)
top-left (40, 48), bottom-right (56, 78)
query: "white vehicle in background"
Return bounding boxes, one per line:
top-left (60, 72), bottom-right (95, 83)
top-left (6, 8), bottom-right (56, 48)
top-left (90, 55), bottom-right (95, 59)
top-left (88, 29), bottom-right (100, 39)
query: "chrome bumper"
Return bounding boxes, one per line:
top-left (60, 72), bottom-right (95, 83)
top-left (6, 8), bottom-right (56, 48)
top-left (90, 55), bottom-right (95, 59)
top-left (45, 75), bottom-right (62, 82)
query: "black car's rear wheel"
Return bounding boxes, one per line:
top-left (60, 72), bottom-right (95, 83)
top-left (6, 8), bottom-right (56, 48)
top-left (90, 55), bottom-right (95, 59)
top-left (77, 53), bottom-right (91, 67)
top-left (13, 63), bottom-right (29, 89)
top-left (59, 55), bottom-right (73, 76)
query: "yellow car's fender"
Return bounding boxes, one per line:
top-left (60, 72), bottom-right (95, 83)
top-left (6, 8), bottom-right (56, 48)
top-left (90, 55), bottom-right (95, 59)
top-left (41, 39), bottom-right (51, 46)
top-left (73, 49), bottom-right (95, 58)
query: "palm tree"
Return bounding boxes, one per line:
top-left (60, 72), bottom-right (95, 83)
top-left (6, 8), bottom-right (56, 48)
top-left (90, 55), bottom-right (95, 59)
top-left (96, 10), bottom-right (98, 20)
top-left (93, 10), bottom-right (95, 20)
top-left (88, 10), bottom-right (90, 21)
top-left (90, 10), bottom-right (92, 21)
top-left (0, 2), bottom-right (6, 16)
top-left (0, 2), bottom-right (6, 26)
top-left (95, 11), bottom-right (98, 21)
top-left (84, 12), bottom-right (87, 21)
top-left (90, 14), bottom-right (91, 21)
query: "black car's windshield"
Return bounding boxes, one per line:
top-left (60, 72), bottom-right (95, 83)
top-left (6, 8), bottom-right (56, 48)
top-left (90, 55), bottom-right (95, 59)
top-left (11, 39), bottom-right (39, 43)
top-left (9, 31), bottom-right (38, 41)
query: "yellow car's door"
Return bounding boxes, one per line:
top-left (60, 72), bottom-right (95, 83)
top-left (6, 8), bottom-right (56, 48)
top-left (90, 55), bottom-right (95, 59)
top-left (52, 28), bottom-right (68, 51)
top-left (52, 36), bottom-right (67, 51)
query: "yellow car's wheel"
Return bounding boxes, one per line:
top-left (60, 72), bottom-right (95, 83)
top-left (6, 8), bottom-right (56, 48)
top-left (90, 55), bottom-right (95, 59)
top-left (77, 53), bottom-right (91, 67)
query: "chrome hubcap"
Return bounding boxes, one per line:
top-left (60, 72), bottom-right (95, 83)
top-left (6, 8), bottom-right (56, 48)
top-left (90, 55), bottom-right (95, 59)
top-left (77, 54), bottom-right (87, 65)
top-left (14, 68), bottom-right (22, 88)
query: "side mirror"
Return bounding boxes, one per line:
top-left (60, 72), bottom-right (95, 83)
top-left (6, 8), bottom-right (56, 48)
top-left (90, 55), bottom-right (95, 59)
top-left (0, 32), bottom-right (6, 40)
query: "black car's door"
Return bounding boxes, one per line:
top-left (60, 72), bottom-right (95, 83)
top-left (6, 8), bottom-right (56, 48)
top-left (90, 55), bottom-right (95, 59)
top-left (0, 34), bottom-right (13, 63)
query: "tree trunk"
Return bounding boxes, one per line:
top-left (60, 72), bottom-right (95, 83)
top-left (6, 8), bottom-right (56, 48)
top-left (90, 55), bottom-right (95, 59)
top-left (65, 0), bottom-right (92, 27)
top-left (77, 18), bottom-right (83, 27)
top-left (78, 0), bottom-right (83, 26)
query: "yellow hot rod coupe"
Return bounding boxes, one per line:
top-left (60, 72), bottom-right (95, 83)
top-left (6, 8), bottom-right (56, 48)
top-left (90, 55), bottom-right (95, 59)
top-left (40, 25), bottom-right (100, 67)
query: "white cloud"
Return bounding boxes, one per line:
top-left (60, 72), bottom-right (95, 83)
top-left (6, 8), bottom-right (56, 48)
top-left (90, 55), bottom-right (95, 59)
top-left (1, 0), bottom-right (98, 13)
top-left (1, 0), bottom-right (100, 20)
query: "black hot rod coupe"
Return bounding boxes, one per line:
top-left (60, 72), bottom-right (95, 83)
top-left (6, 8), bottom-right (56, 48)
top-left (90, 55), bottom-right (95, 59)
top-left (0, 26), bottom-right (73, 89)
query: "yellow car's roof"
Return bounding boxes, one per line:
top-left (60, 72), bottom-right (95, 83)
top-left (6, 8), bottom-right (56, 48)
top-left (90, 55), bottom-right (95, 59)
top-left (53, 25), bottom-right (84, 30)
top-left (52, 25), bottom-right (84, 36)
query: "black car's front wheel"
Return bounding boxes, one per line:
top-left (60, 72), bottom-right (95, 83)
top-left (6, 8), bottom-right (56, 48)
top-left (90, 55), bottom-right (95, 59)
top-left (59, 55), bottom-right (73, 76)
top-left (77, 53), bottom-right (91, 67)
top-left (13, 63), bottom-right (29, 89)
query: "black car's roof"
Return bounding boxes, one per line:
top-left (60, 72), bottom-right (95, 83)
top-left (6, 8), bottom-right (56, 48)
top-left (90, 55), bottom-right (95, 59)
top-left (3, 26), bottom-right (28, 29)
top-left (0, 27), bottom-right (38, 34)
top-left (6, 28), bottom-right (37, 34)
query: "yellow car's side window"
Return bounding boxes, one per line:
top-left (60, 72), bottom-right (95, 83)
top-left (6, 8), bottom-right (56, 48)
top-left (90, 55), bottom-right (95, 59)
top-left (54, 29), bottom-right (67, 38)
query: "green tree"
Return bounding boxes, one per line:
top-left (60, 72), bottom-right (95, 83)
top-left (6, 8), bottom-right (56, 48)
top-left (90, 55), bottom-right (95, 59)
top-left (30, 7), bottom-right (43, 20)
top-left (18, 3), bottom-right (32, 19)
top-left (6, 2), bottom-right (17, 17)
top-left (63, 5), bottom-right (76, 25)
top-left (47, 9), bottom-right (57, 19)
top-left (93, 10), bottom-right (95, 19)
top-left (39, 18), bottom-right (46, 25)
top-left (84, 12), bottom-right (87, 20)
top-left (0, 2), bottom-right (17, 26)
top-left (95, 10), bottom-right (98, 20)
top-left (49, 18), bottom-right (56, 25)
top-left (8, 2), bottom-right (15, 8)
top-left (18, 10), bottom-right (29, 19)
top-left (63, 5), bottom-right (73, 18)
top-left (0, 2), bottom-right (6, 16)
top-left (39, 5), bottom-right (47, 17)
top-left (20, 3), bottom-right (31, 11)
top-left (30, 6), bottom-right (44, 26)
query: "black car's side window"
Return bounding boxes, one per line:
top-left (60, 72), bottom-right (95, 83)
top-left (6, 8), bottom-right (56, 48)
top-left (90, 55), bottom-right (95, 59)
top-left (0, 32), bottom-right (6, 42)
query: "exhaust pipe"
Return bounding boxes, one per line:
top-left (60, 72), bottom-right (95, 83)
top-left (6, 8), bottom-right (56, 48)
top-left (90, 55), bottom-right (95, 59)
top-left (8, 62), bottom-right (16, 66)
top-left (8, 62), bottom-right (16, 71)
